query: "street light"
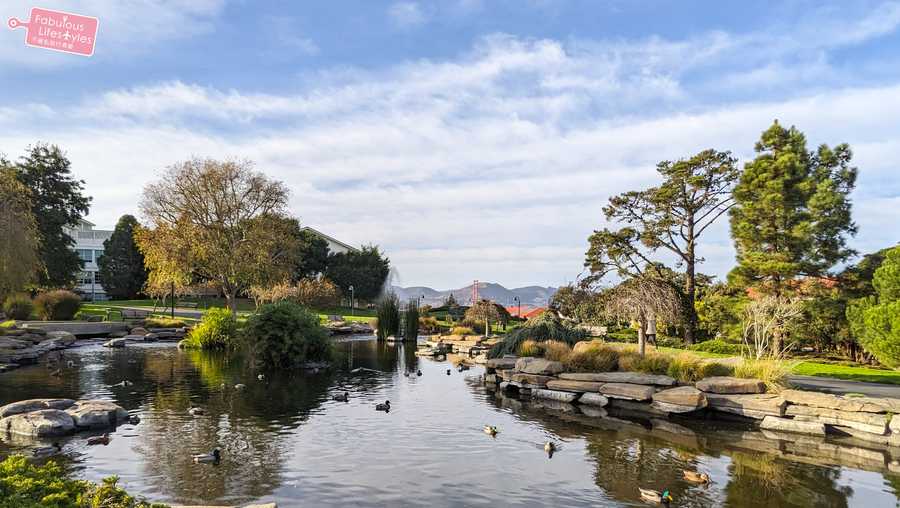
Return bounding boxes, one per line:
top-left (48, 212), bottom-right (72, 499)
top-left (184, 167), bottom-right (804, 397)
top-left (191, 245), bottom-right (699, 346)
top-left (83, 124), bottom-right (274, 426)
top-left (349, 285), bottom-right (354, 317)
top-left (514, 296), bottom-right (521, 318)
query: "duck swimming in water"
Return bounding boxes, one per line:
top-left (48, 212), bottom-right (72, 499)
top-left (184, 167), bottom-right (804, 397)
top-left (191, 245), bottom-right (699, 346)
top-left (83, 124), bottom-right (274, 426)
top-left (639, 488), bottom-right (673, 505)
top-left (483, 425), bottom-right (498, 437)
top-left (332, 392), bottom-right (350, 402)
top-left (87, 433), bottom-right (110, 446)
top-left (234, 383), bottom-right (246, 390)
top-left (446, 369), bottom-right (451, 375)
top-left (188, 407), bottom-right (205, 416)
top-left (375, 400), bottom-right (391, 411)
top-left (544, 441), bottom-right (557, 458)
top-left (192, 449), bottom-right (221, 464)
top-left (416, 370), bottom-right (422, 376)
top-left (683, 470), bottom-right (710, 484)
top-left (257, 374), bottom-right (265, 381)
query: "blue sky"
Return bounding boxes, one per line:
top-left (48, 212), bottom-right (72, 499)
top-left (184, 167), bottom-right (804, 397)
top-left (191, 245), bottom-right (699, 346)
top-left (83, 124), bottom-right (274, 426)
top-left (2, 1), bottom-right (900, 290)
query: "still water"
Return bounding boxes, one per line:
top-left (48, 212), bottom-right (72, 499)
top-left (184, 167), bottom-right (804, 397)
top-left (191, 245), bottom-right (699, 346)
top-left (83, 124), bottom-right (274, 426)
top-left (1, 338), bottom-right (899, 507)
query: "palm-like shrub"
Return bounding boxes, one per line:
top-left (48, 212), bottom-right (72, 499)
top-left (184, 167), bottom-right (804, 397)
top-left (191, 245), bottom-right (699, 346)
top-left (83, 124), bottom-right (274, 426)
top-left (181, 308), bottom-right (236, 349)
top-left (3, 294), bottom-right (33, 320)
top-left (243, 301), bottom-right (330, 369)
top-left (487, 312), bottom-right (587, 358)
top-left (403, 298), bottom-right (419, 341)
top-left (33, 290), bottom-right (81, 320)
top-left (450, 326), bottom-right (475, 336)
top-left (375, 291), bottom-right (400, 340)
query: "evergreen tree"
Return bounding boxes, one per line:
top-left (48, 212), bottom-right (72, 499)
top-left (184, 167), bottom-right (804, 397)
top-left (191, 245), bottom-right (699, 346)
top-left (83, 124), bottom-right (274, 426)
top-left (98, 215), bottom-right (148, 299)
top-left (847, 246), bottom-right (900, 367)
top-left (324, 245), bottom-right (390, 301)
top-left (294, 228), bottom-right (330, 280)
top-left (729, 121), bottom-right (857, 295)
top-left (14, 144), bottom-right (91, 288)
top-left (0, 164), bottom-right (42, 298)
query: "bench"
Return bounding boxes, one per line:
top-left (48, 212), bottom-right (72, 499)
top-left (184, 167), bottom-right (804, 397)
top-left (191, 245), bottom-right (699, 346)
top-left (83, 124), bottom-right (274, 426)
top-left (105, 308), bottom-right (150, 321)
top-left (177, 301), bottom-right (199, 309)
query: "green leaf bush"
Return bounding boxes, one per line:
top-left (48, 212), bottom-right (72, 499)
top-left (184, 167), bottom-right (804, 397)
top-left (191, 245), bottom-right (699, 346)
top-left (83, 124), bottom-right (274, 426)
top-left (2, 294), bottom-right (33, 320)
top-left (848, 246), bottom-right (900, 367)
top-left (243, 300), bottom-right (331, 369)
top-left (33, 290), bottom-right (81, 321)
top-left (689, 339), bottom-right (743, 355)
top-left (488, 312), bottom-right (587, 358)
top-left (180, 307), bottom-right (236, 349)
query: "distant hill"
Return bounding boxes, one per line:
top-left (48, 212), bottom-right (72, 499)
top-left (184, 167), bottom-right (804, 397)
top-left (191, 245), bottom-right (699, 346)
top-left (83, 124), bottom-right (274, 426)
top-left (393, 282), bottom-right (556, 307)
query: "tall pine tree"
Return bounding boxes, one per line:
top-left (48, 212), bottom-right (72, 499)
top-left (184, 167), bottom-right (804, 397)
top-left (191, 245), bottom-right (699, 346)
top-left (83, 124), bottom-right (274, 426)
top-left (729, 121), bottom-right (857, 295)
top-left (14, 144), bottom-right (91, 288)
top-left (98, 215), bottom-right (148, 299)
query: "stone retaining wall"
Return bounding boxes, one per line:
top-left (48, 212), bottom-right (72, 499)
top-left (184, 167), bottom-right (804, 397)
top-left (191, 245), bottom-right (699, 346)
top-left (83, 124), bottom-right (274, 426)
top-left (484, 356), bottom-right (900, 446)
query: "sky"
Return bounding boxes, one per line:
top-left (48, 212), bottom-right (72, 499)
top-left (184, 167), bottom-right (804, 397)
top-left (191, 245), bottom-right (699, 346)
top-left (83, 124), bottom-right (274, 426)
top-left (1, 1), bottom-right (900, 290)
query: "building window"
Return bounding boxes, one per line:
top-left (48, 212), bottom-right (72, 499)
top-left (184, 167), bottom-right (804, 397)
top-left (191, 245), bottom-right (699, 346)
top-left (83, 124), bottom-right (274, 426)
top-left (78, 272), bottom-right (94, 285)
top-left (76, 249), bottom-right (93, 263)
top-left (93, 249), bottom-right (104, 262)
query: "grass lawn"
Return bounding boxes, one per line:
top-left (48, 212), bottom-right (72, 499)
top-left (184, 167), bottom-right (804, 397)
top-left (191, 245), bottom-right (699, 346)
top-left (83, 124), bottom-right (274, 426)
top-left (792, 361), bottom-right (900, 385)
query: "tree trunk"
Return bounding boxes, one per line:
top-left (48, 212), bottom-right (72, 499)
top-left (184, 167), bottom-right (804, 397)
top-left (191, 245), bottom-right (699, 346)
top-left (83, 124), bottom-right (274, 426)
top-left (225, 289), bottom-right (238, 314)
top-left (638, 319), bottom-right (647, 358)
top-left (485, 318), bottom-right (490, 337)
top-left (684, 231), bottom-right (697, 345)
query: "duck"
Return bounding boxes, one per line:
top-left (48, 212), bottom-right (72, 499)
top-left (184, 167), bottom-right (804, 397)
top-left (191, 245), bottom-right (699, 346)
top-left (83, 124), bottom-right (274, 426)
top-left (113, 380), bottom-right (132, 387)
top-left (446, 369), bottom-right (451, 375)
top-left (32, 442), bottom-right (62, 458)
top-left (375, 400), bottom-right (391, 411)
top-left (544, 441), bottom-right (557, 457)
top-left (257, 374), bottom-right (265, 381)
top-left (416, 370), bottom-right (422, 376)
top-left (86, 433), bottom-right (110, 446)
top-left (128, 415), bottom-right (141, 425)
top-left (192, 448), bottom-right (221, 464)
top-left (66, 360), bottom-right (76, 368)
top-left (50, 369), bottom-right (62, 377)
top-left (458, 363), bottom-right (470, 371)
top-left (683, 470), bottom-right (710, 484)
top-left (403, 371), bottom-right (410, 377)
top-left (639, 488), bottom-right (673, 505)
top-left (234, 383), bottom-right (246, 390)
top-left (332, 392), bottom-right (350, 402)
top-left (187, 407), bottom-right (205, 416)
top-left (483, 425), bottom-right (498, 436)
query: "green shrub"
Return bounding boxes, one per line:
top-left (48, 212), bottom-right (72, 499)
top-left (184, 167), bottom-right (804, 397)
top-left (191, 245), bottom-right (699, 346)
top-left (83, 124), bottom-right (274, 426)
top-left (666, 354), bottom-right (708, 382)
top-left (375, 292), bottom-right (400, 340)
top-left (617, 350), bottom-right (670, 374)
top-left (488, 312), bottom-right (587, 358)
top-left (243, 300), bottom-right (331, 369)
top-left (143, 317), bottom-right (188, 328)
top-left (2, 294), bottom-right (33, 320)
top-left (181, 308), bottom-right (236, 349)
top-left (419, 316), bottom-right (439, 333)
top-left (450, 326), bottom-right (475, 336)
top-left (689, 339), bottom-right (743, 355)
top-left (700, 361), bottom-right (735, 378)
top-left (403, 299), bottom-right (419, 341)
top-left (0, 455), bottom-right (166, 508)
top-left (564, 346), bottom-right (619, 372)
top-left (459, 318), bottom-right (485, 334)
top-left (518, 339), bottom-right (543, 357)
top-left (33, 290), bottom-right (81, 320)
top-left (542, 340), bottom-right (572, 362)
top-left (734, 358), bottom-right (793, 392)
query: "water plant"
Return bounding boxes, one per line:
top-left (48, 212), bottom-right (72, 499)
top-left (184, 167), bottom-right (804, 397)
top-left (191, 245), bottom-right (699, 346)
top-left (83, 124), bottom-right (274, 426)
top-left (403, 298), bottom-right (419, 341)
top-left (242, 300), bottom-right (331, 369)
top-left (375, 291), bottom-right (400, 340)
top-left (181, 308), bottom-right (236, 349)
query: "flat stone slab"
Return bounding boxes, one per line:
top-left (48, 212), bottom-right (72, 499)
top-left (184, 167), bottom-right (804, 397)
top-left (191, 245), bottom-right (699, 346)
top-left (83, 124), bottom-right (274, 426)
top-left (599, 383), bottom-right (655, 401)
top-left (485, 357), bottom-right (518, 370)
top-left (66, 400), bottom-right (129, 428)
top-left (509, 373), bottom-right (555, 387)
top-left (0, 409), bottom-right (75, 436)
top-left (652, 386), bottom-right (707, 413)
top-left (785, 404), bottom-right (888, 435)
top-left (546, 379), bottom-right (605, 393)
top-left (22, 321), bottom-right (129, 337)
top-left (560, 372), bottom-right (676, 386)
top-left (608, 399), bottom-right (668, 417)
top-left (781, 389), bottom-right (889, 413)
top-left (760, 415), bottom-right (825, 436)
top-left (696, 376), bottom-right (766, 394)
top-left (706, 393), bottom-right (786, 419)
top-left (578, 393), bottom-right (609, 407)
top-left (515, 357), bottom-right (565, 376)
top-left (103, 338), bottom-right (127, 348)
top-left (0, 398), bottom-right (76, 418)
top-left (531, 389), bottom-right (579, 403)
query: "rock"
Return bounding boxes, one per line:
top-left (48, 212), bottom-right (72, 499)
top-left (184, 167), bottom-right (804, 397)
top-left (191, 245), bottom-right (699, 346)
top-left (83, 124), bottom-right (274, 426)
top-left (0, 337), bottom-right (33, 350)
top-left (45, 331), bottom-right (76, 345)
top-left (781, 389), bottom-right (888, 413)
top-left (0, 409), bottom-right (75, 437)
top-left (696, 376), bottom-right (766, 394)
top-left (531, 389), bottom-right (579, 403)
top-left (578, 393), bottom-right (609, 407)
top-left (784, 404), bottom-right (888, 435)
top-left (130, 327), bottom-right (149, 336)
top-left (66, 400), bottom-right (129, 428)
top-left (515, 357), bottom-right (565, 376)
top-left (483, 374), bottom-right (498, 384)
top-left (652, 386), bottom-right (707, 413)
top-left (579, 405), bottom-right (609, 418)
top-left (103, 338), bottom-right (127, 348)
top-left (599, 383), bottom-right (655, 401)
top-left (545, 379), bottom-right (605, 393)
top-left (832, 425), bottom-right (893, 446)
top-left (0, 398), bottom-right (76, 418)
top-left (760, 415), bottom-right (825, 436)
top-left (485, 357), bottom-right (518, 370)
top-left (559, 372), bottom-right (676, 386)
top-left (509, 373), bottom-right (555, 388)
top-left (608, 399), bottom-right (669, 417)
top-left (706, 393), bottom-right (786, 419)
top-left (891, 414), bottom-right (900, 434)
top-left (572, 339), bottom-right (606, 354)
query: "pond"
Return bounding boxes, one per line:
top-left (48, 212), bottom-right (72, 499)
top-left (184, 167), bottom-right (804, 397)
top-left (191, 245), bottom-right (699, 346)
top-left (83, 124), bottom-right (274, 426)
top-left (1, 338), bottom-right (899, 507)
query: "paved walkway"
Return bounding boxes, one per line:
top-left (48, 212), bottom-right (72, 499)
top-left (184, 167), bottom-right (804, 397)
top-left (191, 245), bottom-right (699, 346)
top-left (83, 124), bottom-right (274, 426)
top-left (116, 305), bottom-right (204, 319)
top-left (789, 375), bottom-right (900, 398)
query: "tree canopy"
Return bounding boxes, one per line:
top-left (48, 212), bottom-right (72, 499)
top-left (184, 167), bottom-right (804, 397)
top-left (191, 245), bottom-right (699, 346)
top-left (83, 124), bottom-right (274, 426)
top-left (97, 215), bottom-right (148, 299)
top-left (0, 165), bottom-right (42, 298)
top-left (324, 245), bottom-right (390, 301)
top-left (847, 246), bottom-right (900, 367)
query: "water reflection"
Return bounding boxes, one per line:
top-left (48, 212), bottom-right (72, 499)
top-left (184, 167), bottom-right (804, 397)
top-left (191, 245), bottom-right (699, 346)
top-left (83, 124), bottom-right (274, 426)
top-left (0, 339), bottom-right (898, 507)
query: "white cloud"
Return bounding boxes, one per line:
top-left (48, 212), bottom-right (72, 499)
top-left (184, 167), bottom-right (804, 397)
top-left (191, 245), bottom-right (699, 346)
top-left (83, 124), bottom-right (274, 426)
top-left (388, 2), bottom-right (428, 29)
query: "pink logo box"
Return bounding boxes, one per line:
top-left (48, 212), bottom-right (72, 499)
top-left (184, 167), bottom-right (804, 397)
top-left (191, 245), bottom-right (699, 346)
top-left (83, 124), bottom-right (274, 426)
top-left (7, 7), bottom-right (98, 56)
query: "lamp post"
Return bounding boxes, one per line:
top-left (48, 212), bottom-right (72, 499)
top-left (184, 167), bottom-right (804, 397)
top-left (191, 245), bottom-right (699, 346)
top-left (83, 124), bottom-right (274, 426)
top-left (348, 285), bottom-right (354, 317)
top-left (514, 296), bottom-right (521, 318)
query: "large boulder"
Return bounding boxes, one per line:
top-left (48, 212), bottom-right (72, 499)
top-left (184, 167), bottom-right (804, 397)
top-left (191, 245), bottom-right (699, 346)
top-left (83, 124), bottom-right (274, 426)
top-left (0, 398), bottom-right (75, 418)
top-left (0, 409), bottom-right (75, 437)
top-left (578, 393), bottom-right (609, 407)
top-left (66, 400), bottom-right (129, 428)
top-left (485, 357), bottom-right (518, 371)
top-left (572, 339), bottom-right (606, 355)
top-left (705, 393), bottom-right (786, 419)
top-left (696, 376), bottom-right (766, 394)
top-left (515, 357), bottom-right (565, 376)
top-left (531, 389), bottom-right (579, 403)
top-left (0, 337), bottom-right (33, 350)
top-left (599, 383), bottom-right (655, 401)
top-left (784, 404), bottom-right (889, 435)
top-left (652, 386), bottom-right (708, 413)
top-left (546, 379), bottom-right (605, 393)
top-left (781, 389), bottom-right (888, 413)
top-left (759, 415), bottom-right (825, 436)
top-left (509, 373), bottom-right (555, 388)
top-left (45, 331), bottom-right (76, 345)
top-left (560, 372), bottom-right (676, 386)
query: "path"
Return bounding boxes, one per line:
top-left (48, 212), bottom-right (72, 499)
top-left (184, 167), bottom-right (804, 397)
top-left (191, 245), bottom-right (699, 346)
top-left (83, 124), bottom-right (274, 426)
top-left (788, 375), bottom-right (900, 398)
top-left (117, 305), bottom-right (204, 319)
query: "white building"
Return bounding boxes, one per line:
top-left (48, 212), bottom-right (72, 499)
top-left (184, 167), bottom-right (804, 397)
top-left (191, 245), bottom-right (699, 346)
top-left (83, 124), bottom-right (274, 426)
top-left (66, 219), bottom-right (112, 301)
top-left (301, 226), bottom-right (360, 255)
